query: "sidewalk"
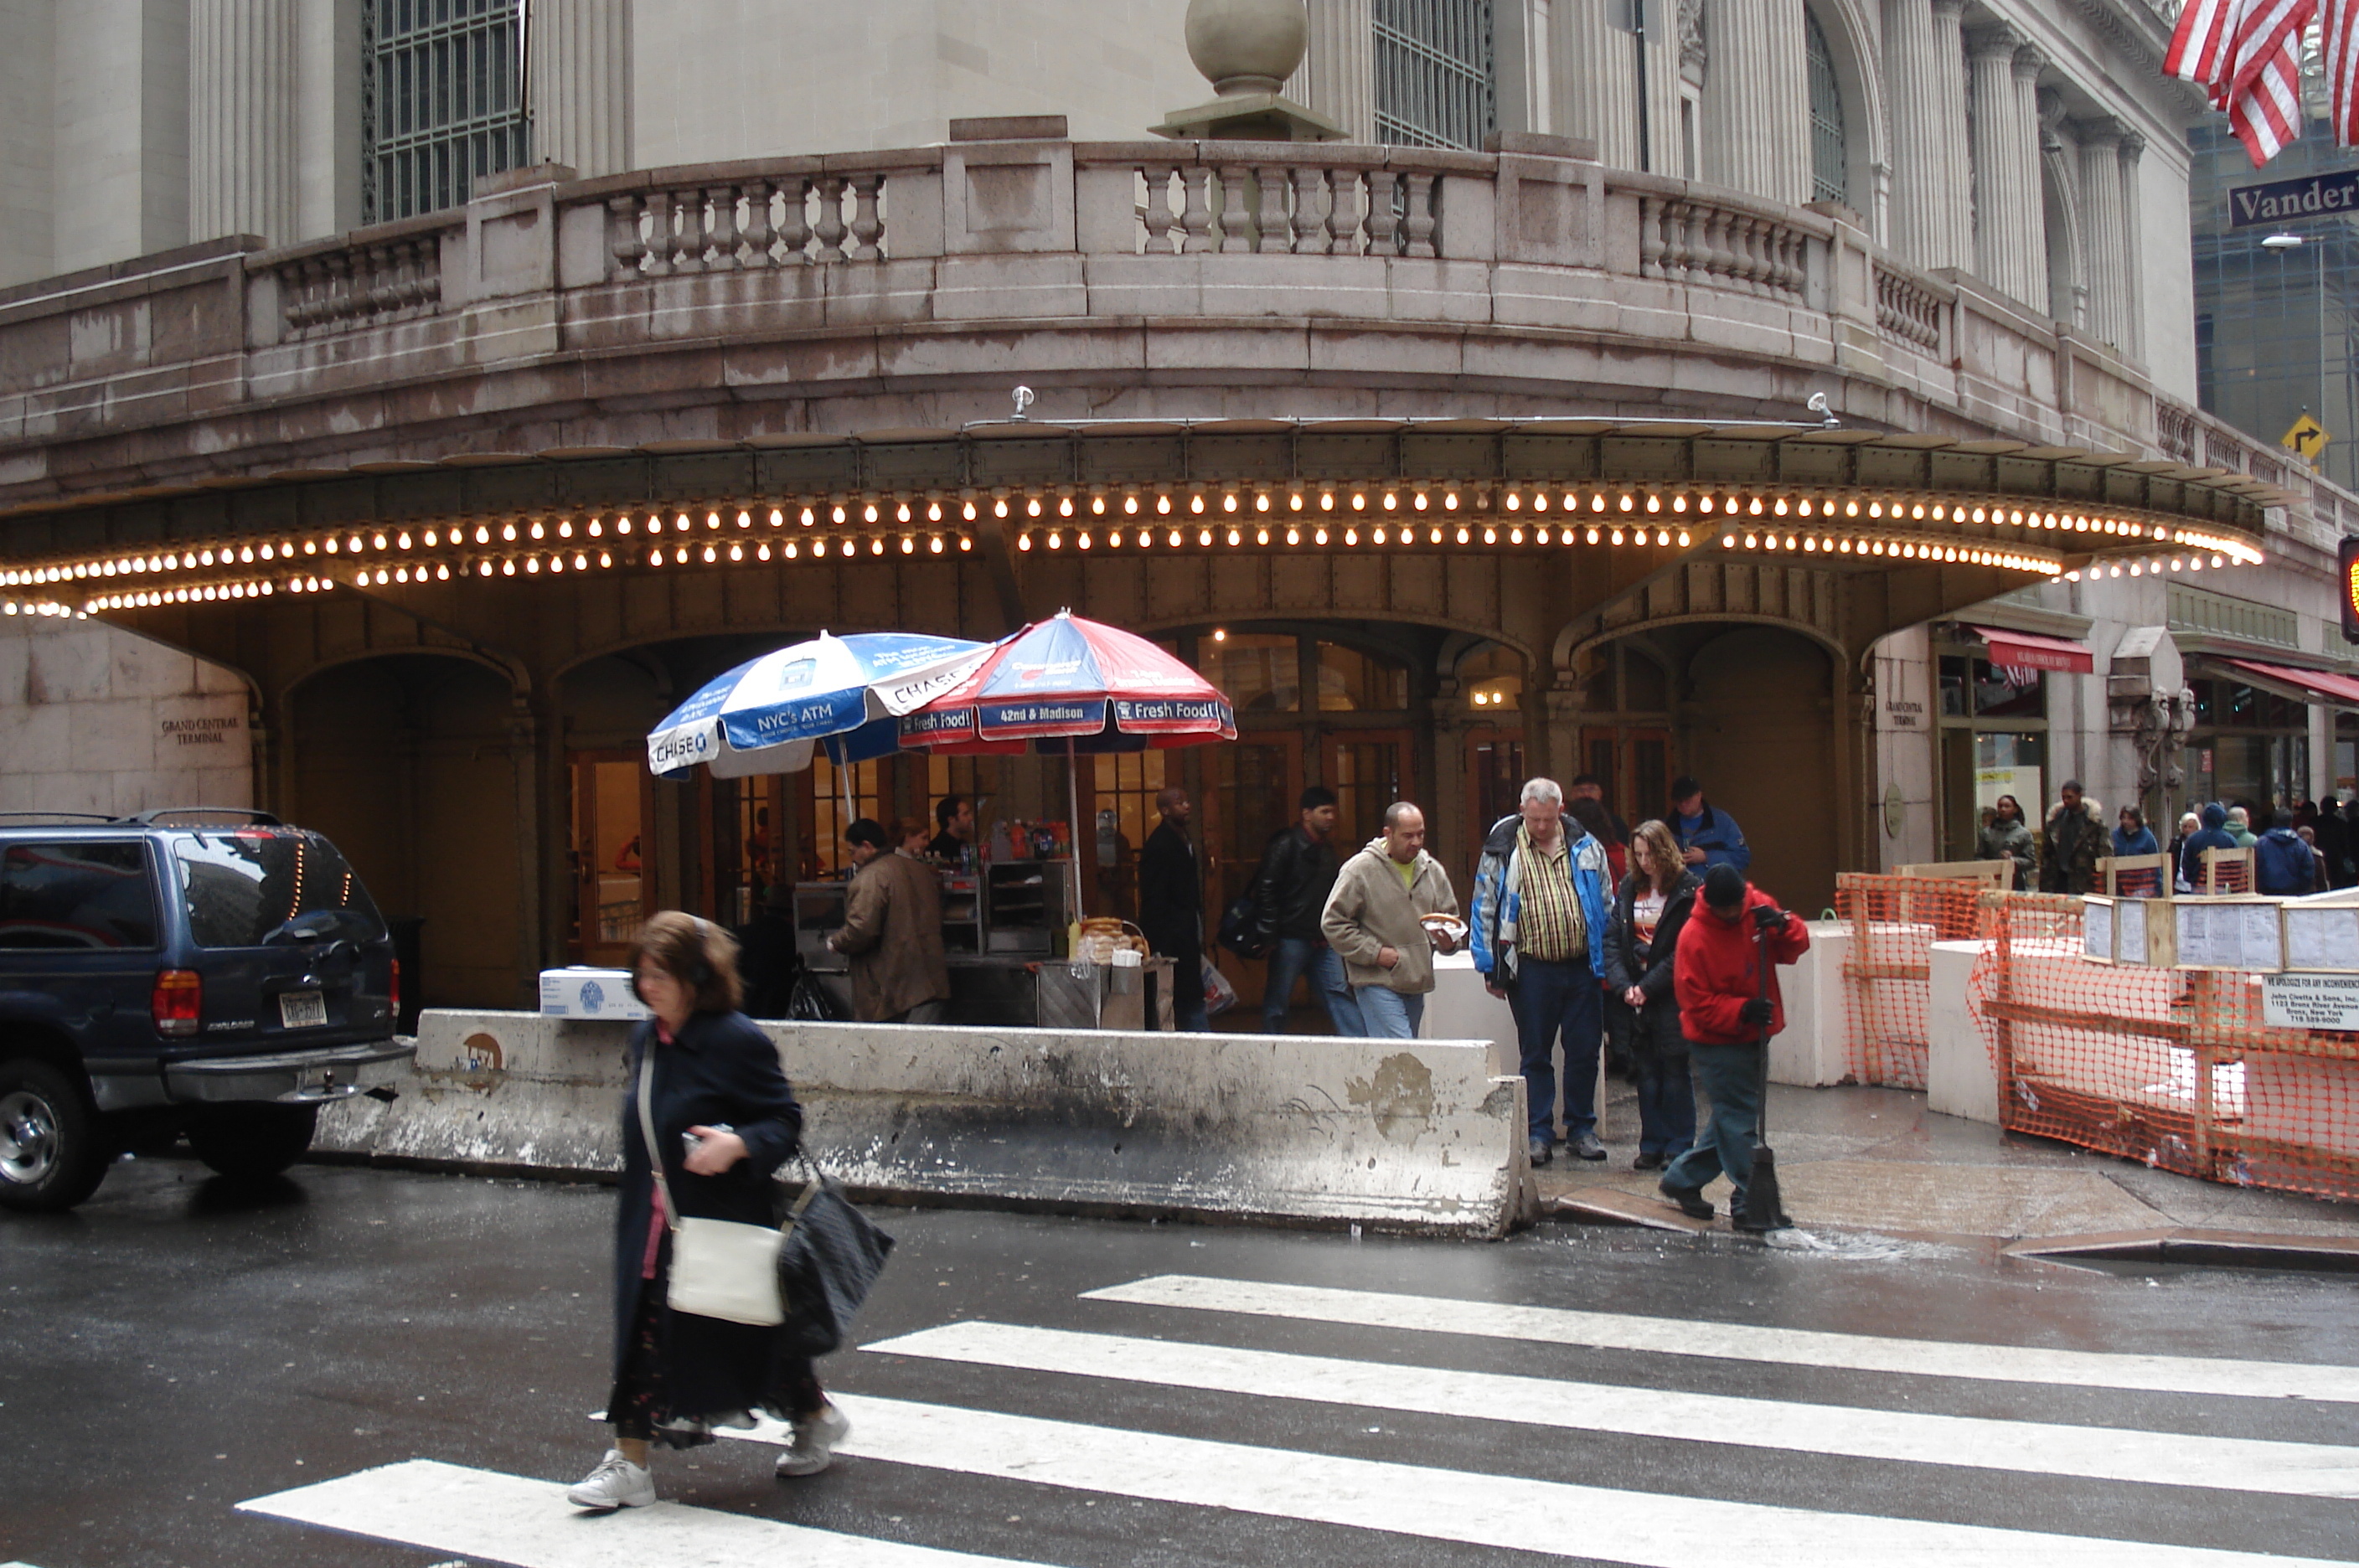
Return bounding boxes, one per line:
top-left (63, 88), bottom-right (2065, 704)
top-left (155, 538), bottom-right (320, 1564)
top-left (1540, 1076), bottom-right (2359, 1246)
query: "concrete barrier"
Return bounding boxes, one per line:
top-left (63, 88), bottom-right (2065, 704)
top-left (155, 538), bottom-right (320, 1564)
top-left (1769, 921), bottom-right (1853, 1087)
top-left (1926, 939), bottom-right (2000, 1124)
top-left (317, 1010), bottom-right (1531, 1238)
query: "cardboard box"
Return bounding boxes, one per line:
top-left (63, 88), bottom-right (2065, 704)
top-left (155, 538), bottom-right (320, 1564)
top-left (539, 967), bottom-right (650, 1021)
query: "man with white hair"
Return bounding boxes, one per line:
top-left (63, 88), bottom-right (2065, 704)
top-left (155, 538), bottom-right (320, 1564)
top-left (1469, 777), bottom-right (1613, 1168)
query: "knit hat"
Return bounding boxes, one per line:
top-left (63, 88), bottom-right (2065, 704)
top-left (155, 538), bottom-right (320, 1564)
top-left (1702, 863), bottom-right (1747, 909)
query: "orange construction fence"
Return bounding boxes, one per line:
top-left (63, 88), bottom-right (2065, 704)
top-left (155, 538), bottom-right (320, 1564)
top-left (1966, 892), bottom-right (2359, 1205)
top-left (1835, 872), bottom-right (1985, 1090)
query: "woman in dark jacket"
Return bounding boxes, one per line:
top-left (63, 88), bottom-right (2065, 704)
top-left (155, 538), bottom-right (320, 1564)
top-left (566, 910), bottom-right (844, 1512)
top-left (1600, 820), bottom-right (1701, 1172)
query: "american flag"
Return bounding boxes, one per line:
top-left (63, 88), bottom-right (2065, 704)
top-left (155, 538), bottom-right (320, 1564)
top-left (2165, 0), bottom-right (2357, 165)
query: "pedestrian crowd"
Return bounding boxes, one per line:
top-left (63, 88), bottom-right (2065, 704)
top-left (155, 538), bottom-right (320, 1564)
top-left (1972, 781), bottom-right (2356, 896)
top-left (1178, 769), bottom-right (1805, 1228)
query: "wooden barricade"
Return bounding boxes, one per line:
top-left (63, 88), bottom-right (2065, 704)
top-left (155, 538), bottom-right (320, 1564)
top-left (2098, 854), bottom-right (2168, 898)
top-left (2200, 846), bottom-right (2254, 895)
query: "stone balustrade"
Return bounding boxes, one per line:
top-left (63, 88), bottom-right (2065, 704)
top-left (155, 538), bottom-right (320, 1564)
top-left (1636, 192), bottom-right (1814, 301)
top-left (0, 131), bottom-right (2346, 556)
top-left (1127, 153), bottom-right (1445, 257)
top-left (269, 217), bottom-right (452, 336)
top-left (1871, 260), bottom-right (1948, 353)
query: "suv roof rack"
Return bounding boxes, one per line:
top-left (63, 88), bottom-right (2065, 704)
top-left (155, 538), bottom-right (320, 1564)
top-left (124, 807), bottom-right (286, 827)
top-left (0, 811), bottom-right (119, 823)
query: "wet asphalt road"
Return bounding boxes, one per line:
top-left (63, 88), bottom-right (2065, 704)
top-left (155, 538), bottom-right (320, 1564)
top-left (3, 1155), bottom-right (2356, 1568)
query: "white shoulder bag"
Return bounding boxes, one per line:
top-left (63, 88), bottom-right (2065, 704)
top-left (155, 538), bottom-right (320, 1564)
top-left (636, 1046), bottom-right (786, 1328)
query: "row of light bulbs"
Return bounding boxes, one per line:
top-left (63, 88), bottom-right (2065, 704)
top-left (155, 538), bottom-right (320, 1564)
top-left (0, 486), bottom-right (2266, 591)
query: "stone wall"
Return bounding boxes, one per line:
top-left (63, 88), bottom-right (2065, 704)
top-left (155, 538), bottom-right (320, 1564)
top-left (0, 614), bottom-right (251, 818)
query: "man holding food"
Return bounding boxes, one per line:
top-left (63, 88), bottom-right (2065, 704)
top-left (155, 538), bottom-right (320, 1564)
top-left (1319, 802), bottom-right (1461, 1039)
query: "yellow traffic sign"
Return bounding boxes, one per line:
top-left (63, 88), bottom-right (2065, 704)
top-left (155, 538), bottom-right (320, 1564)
top-left (2282, 413), bottom-right (2330, 463)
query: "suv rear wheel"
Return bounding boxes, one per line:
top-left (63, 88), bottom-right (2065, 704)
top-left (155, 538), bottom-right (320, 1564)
top-left (0, 1058), bottom-right (110, 1213)
top-left (187, 1102), bottom-right (319, 1180)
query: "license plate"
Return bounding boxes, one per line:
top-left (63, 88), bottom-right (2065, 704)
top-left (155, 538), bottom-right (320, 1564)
top-left (278, 991), bottom-right (327, 1029)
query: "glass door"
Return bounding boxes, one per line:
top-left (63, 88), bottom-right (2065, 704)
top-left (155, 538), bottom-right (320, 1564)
top-left (1205, 735), bottom-right (1303, 1008)
top-left (1579, 725), bottom-right (1673, 830)
top-left (1327, 732), bottom-right (1413, 848)
top-left (570, 751), bottom-right (650, 965)
top-left (1467, 731), bottom-right (1524, 843)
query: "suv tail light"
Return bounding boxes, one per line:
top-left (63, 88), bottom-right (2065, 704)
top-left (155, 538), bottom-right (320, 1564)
top-left (390, 958), bottom-right (401, 1024)
top-left (152, 969), bottom-right (202, 1038)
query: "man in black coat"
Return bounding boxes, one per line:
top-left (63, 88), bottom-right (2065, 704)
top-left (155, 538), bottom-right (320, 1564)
top-left (1137, 786), bottom-right (1208, 1029)
top-left (1248, 786), bottom-right (1365, 1034)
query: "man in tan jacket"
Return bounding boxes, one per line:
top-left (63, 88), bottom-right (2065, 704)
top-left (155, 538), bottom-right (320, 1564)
top-left (827, 818), bottom-right (952, 1023)
top-left (1319, 802), bottom-right (1460, 1039)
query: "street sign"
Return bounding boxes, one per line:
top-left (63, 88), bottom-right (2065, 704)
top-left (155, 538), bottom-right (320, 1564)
top-left (2262, 972), bottom-right (2359, 1030)
top-left (2283, 413), bottom-right (2330, 463)
top-left (2227, 169), bottom-right (2359, 228)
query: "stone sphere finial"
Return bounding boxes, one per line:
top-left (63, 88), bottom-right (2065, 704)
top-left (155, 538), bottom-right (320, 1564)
top-left (1185, 0), bottom-right (1309, 96)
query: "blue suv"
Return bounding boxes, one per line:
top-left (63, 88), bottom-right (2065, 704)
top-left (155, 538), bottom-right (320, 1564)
top-left (0, 810), bottom-right (410, 1211)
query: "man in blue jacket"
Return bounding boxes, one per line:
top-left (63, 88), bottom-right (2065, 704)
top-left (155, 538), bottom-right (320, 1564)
top-left (1469, 778), bottom-right (1613, 1168)
top-left (2255, 809), bottom-right (2317, 894)
top-left (1670, 776), bottom-right (1751, 873)
top-left (2177, 802), bottom-right (2237, 891)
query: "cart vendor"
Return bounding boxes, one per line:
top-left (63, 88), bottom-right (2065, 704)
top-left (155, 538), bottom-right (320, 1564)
top-left (826, 818), bottom-right (952, 1024)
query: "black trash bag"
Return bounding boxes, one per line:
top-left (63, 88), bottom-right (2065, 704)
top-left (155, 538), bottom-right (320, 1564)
top-left (772, 1162), bottom-right (895, 1357)
top-left (788, 970), bottom-right (844, 1022)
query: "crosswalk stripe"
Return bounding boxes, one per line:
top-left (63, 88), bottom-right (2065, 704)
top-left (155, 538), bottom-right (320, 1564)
top-left (861, 1320), bottom-right (2359, 1499)
top-left (237, 1457), bottom-right (1045, 1568)
top-left (1084, 1274), bottom-right (2359, 1403)
top-left (753, 1394), bottom-right (2352, 1568)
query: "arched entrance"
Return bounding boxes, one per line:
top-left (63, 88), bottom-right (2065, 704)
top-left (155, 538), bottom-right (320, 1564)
top-left (1572, 623), bottom-right (1840, 918)
top-left (1685, 627), bottom-right (1839, 916)
top-left (286, 654), bottom-right (525, 1011)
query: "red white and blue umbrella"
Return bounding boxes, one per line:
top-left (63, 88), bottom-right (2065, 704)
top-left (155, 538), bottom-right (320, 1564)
top-left (646, 630), bottom-right (993, 781)
top-left (899, 611), bottom-right (1236, 916)
top-left (898, 611), bottom-right (1236, 754)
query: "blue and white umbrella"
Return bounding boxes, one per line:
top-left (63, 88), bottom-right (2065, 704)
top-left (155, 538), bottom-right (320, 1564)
top-left (647, 631), bottom-right (994, 781)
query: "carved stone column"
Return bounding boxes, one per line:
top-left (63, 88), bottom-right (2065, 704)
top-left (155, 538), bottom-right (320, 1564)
top-left (189, 0), bottom-right (301, 244)
top-left (1929, 0), bottom-right (1973, 270)
top-left (2011, 43), bottom-right (2051, 312)
top-left (1697, 0), bottom-right (1807, 204)
top-left (529, 0), bottom-right (632, 178)
top-left (1964, 23), bottom-right (2026, 301)
top-left (2076, 116), bottom-right (2129, 348)
top-left (2117, 131), bottom-right (2146, 358)
top-left (1553, 0), bottom-right (1639, 168)
top-left (1884, 0), bottom-right (1967, 271)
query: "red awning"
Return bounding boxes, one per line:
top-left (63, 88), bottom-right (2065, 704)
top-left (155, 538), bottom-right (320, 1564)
top-left (2219, 658), bottom-right (2359, 708)
top-left (1964, 624), bottom-right (2094, 675)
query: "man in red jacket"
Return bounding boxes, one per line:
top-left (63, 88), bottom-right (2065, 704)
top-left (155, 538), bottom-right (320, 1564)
top-left (1659, 864), bottom-right (1809, 1228)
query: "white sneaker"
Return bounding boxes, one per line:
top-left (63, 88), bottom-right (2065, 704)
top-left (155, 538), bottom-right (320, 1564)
top-left (565, 1448), bottom-right (656, 1510)
top-left (775, 1404), bottom-right (851, 1478)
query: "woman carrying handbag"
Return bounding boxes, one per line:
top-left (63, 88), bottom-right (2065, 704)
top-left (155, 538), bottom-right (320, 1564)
top-left (567, 911), bottom-right (852, 1511)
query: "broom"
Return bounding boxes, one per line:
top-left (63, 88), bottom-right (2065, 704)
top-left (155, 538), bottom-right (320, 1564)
top-left (1735, 903), bottom-right (1792, 1233)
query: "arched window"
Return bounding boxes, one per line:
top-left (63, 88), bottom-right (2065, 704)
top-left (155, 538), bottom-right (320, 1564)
top-left (1804, 12), bottom-right (1848, 208)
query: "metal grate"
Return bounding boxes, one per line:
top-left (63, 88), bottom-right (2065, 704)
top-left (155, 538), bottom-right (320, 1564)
top-left (1805, 10), bottom-right (1847, 206)
top-left (1374, 0), bottom-right (1495, 151)
top-left (364, 0), bottom-right (529, 223)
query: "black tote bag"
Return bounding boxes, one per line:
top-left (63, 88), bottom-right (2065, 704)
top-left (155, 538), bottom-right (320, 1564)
top-left (772, 1160), bottom-right (895, 1356)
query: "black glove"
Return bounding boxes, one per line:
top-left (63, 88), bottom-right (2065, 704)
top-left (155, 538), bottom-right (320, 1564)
top-left (1737, 998), bottom-right (1774, 1027)
top-left (1752, 905), bottom-right (1791, 933)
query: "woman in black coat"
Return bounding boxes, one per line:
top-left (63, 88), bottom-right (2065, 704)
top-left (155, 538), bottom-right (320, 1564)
top-left (566, 910), bottom-right (844, 1512)
top-left (1599, 821), bottom-right (1701, 1172)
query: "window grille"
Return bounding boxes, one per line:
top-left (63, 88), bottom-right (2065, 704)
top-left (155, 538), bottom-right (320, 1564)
top-left (1374, 0), bottom-right (1496, 151)
top-left (363, 0), bottom-right (529, 224)
top-left (1805, 10), bottom-right (1847, 206)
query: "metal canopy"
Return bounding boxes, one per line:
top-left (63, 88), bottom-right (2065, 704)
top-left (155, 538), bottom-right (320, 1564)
top-left (0, 418), bottom-right (2281, 566)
